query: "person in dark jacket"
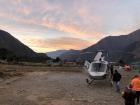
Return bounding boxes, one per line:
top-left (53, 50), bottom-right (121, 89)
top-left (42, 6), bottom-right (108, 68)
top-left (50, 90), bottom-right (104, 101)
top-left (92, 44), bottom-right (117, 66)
top-left (122, 84), bottom-right (136, 105)
top-left (113, 70), bottom-right (122, 92)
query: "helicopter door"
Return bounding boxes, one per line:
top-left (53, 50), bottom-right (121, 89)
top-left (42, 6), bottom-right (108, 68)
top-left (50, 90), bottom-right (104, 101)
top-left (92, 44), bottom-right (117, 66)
top-left (91, 63), bottom-right (107, 72)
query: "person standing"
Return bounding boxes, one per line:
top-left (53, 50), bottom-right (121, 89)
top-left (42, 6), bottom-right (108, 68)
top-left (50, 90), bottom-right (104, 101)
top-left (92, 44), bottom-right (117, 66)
top-left (110, 65), bottom-right (114, 85)
top-left (110, 65), bottom-right (114, 78)
top-left (122, 84), bottom-right (136, 105)
top-left (131, 75), bottom-right (140, 105)
top-left (113, 70), bottom-right (122, 92)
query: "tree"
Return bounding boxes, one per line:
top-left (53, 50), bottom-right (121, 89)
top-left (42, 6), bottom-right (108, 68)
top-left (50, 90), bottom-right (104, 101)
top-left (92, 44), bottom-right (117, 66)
top-left (118, 59), bottom-right (125, 66)
top-left (56, 57), bottom-right (61, 62)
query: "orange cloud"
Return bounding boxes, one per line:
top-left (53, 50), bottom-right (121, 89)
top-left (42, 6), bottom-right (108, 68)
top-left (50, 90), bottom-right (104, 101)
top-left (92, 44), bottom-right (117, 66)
top-left (0, 2), bottom-right (103, 40)
top-left (41, 19), bottom-right (102, 38)
top-left (21, 37), bottom-right (92, 52)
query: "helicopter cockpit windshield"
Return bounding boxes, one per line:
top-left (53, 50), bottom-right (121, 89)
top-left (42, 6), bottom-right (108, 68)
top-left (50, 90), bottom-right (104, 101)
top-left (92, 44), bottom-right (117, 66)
top-left (91, 63), bottom-right (106, 72)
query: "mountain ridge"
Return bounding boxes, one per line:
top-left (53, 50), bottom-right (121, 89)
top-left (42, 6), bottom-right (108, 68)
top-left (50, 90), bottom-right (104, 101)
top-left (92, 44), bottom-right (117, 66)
top-left (60, 29), bottom-right (140, 63)
top-left (47, 50), bottom-right (69, 59)
top-left (0, 30), bottom-right (49, 61)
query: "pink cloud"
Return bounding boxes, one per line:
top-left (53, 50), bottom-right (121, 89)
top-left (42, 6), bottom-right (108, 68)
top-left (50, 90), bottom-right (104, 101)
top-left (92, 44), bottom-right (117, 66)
top-left (41, 19), bottom-right (102, 38)
top-left (41, 2), bottom-right (62, 12)
top-left (0, 0), bottom-right (111, 40)
top-left (12, 0), bottom-right (22, 5)
top-left (17, 7), bottom-right (32, 16)
top-left (1, 0), bottom-right (140, 53)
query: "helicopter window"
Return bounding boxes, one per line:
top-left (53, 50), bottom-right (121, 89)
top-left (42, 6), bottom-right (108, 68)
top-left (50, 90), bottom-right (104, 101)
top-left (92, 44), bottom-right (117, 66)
top-left (92, 63), bottom-right (106, 72)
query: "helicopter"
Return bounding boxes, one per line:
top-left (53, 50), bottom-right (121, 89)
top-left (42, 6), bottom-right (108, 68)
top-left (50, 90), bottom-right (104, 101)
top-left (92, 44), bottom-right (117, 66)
top-left (84, 51), bottom-right (111, 85)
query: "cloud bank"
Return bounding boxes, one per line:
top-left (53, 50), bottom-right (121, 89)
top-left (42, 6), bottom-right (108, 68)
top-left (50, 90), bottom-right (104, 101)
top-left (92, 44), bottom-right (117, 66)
top-left (0, 0), bottom-right (140, 52)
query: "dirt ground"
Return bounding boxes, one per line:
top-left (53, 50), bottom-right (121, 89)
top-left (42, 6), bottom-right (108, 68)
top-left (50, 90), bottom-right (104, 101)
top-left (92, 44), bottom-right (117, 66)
top-left (0, 64), bottom-right (138, 105)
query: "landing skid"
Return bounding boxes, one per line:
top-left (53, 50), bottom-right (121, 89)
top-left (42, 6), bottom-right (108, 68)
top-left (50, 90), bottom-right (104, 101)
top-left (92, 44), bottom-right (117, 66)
top-left (86, 78), bottom-right (94, 85)
top-left (86, 77), bottom-right (112, 86)
top-left (110, 81), bottom-right (113, 86)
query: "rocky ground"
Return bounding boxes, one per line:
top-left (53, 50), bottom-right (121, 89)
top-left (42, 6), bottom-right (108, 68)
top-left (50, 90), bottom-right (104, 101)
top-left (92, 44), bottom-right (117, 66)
top-left (0, 64), bottom-right (138, 105)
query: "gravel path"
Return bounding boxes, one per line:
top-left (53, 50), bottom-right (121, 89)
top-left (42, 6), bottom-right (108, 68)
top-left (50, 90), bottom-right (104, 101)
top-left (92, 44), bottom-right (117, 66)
top-left (0, 68), bottom-right (137, 105)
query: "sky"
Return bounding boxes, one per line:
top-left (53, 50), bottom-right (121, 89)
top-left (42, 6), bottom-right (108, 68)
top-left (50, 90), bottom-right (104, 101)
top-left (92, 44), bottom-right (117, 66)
top-left (0, 0), bottom-right (140, 52)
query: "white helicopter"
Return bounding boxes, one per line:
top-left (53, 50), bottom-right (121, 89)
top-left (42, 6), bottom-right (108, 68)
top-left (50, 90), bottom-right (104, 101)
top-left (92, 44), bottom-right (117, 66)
top-left (84, 51), bottom-right (111, 85)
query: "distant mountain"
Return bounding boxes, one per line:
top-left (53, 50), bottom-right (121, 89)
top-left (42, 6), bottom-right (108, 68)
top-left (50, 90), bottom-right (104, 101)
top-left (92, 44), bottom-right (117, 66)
top-left (60, 29), bottom-right (140, 63)
top-left (83, 29), bottom-right (140, 52)
top-left (47, 50), bottom-right (68, 59)
top-left (81, 29), bottom-right (140, 62)
top-left (60, 49), bottom-right (80, 61)
top-left (0, 30), bottom-right (49, 61)
top-left (46, 49), bottom-right (80, 61)
top-left (121, 40), bottom-right (140, 62)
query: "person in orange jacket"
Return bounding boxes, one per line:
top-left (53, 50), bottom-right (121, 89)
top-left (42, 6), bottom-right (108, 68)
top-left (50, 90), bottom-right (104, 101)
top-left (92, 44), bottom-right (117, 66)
top-left (131, 75), bottom-right (140, 105)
